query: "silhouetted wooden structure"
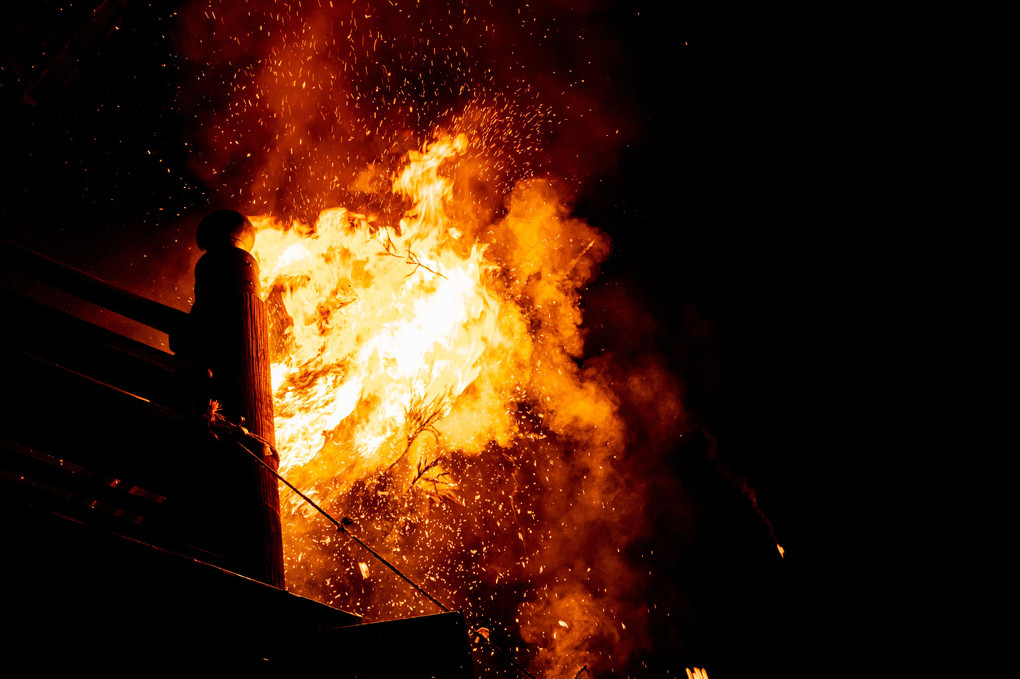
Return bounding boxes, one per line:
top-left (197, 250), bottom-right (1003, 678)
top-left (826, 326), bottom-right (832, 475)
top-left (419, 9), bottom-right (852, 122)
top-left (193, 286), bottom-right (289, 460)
top-left (0, 216), bottom-right (473, 675)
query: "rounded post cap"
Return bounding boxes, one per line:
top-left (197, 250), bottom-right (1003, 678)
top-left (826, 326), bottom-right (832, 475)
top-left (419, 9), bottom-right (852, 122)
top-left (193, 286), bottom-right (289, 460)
top-left (197, 209), bottom-right (256, 252)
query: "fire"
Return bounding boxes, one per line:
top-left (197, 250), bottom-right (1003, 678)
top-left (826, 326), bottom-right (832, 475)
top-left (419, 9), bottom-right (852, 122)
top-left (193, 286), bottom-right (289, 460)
top-left (248, 130), bottom-right (661, 674)
top-left (176, 2), bottom-right (690, 675)
top-left (252, 134), bottom-right (510, 485)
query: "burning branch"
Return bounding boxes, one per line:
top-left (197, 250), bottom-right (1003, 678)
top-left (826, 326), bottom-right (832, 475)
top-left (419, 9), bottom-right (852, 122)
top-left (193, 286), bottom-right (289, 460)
top-left (412, 455), bottom-right (444, 486)
top-left (404, 393), bottom-right (446, 450)
top-left (388, 394), bottom-right (461, 505)
top-left (412, 460), bottom-right (460, 505)
top-left (379, 231), bottom-right (448, 279)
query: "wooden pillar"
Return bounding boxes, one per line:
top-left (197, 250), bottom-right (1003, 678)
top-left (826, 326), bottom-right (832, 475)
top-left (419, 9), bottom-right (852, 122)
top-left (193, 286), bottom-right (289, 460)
top-left (191, 209), bottom-right (284, 589)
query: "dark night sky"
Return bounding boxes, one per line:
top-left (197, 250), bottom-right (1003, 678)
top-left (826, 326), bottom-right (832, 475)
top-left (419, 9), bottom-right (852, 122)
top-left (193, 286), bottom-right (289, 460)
top-left (1, 2), bottom-right (833, 676)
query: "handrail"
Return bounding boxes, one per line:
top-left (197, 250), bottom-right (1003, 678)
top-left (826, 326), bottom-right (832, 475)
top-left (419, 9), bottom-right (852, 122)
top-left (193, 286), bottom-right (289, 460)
top-left (0, 238), bottom-right (190, 336)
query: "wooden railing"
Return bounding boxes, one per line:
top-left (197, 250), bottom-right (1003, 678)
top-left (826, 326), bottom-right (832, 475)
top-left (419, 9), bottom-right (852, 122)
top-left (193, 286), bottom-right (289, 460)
top-left (0, 219), bottom-right (475, 677)
top-left (0, 212), bottom-right (284, 588)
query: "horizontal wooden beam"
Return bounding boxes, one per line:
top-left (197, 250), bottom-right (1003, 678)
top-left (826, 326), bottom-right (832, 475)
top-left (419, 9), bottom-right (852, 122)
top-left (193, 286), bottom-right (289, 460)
top-left (2, 349), bottom-right (284, 582)
top-left (0, 238), bottom-right (189, 336)
top-left (0, 288), bottom-right (197, 411)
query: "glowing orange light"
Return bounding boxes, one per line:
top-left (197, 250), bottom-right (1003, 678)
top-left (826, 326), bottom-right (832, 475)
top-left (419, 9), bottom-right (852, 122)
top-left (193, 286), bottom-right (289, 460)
top-left (248, 130), bottom-right (639, 674)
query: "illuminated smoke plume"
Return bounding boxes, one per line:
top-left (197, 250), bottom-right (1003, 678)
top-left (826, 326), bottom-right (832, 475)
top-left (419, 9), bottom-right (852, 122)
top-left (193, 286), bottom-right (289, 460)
top-left (175, 2), bottom-right (684, 676)
top-left (176, 0), bottom-right (636, 222)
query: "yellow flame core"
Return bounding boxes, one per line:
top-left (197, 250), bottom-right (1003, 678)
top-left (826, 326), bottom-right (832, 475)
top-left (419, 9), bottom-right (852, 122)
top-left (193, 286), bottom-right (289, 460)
top-left (253, 135), bottom-right (510, 484)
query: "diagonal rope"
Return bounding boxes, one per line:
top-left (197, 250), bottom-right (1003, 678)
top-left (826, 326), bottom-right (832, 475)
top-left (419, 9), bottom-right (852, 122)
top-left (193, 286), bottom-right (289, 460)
top-left (212, 418), bottom-right (538, 679)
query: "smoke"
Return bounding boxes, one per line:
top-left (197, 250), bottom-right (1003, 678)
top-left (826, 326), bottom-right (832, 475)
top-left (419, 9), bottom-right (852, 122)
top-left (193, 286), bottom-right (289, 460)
top-left (175, 0), bottom-right (637, 221)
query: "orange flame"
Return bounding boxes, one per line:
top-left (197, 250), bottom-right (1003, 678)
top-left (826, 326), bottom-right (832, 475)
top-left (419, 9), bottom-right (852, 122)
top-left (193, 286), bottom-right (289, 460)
top-left (253, 134), bottom-right (511, 488)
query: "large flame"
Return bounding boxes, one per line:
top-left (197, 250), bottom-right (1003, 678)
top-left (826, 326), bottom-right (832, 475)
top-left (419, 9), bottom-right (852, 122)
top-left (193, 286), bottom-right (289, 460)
top-left (250, 131), bottom-right (670, 675)
top-left (253, 134), bottom-right (513, 485)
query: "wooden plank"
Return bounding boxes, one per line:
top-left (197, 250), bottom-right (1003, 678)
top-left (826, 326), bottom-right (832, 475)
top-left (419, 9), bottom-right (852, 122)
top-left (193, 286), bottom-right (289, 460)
top-left (0, 238), bottom-right (189, 335)
top-left (0, 287), bottom-right (198, 411)
top-left (2, 501), bottom-right (361, 672)
top-left (0, 437), bottom-right (166, 526)
top-left (1, 348), bottom-right (287, 583)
